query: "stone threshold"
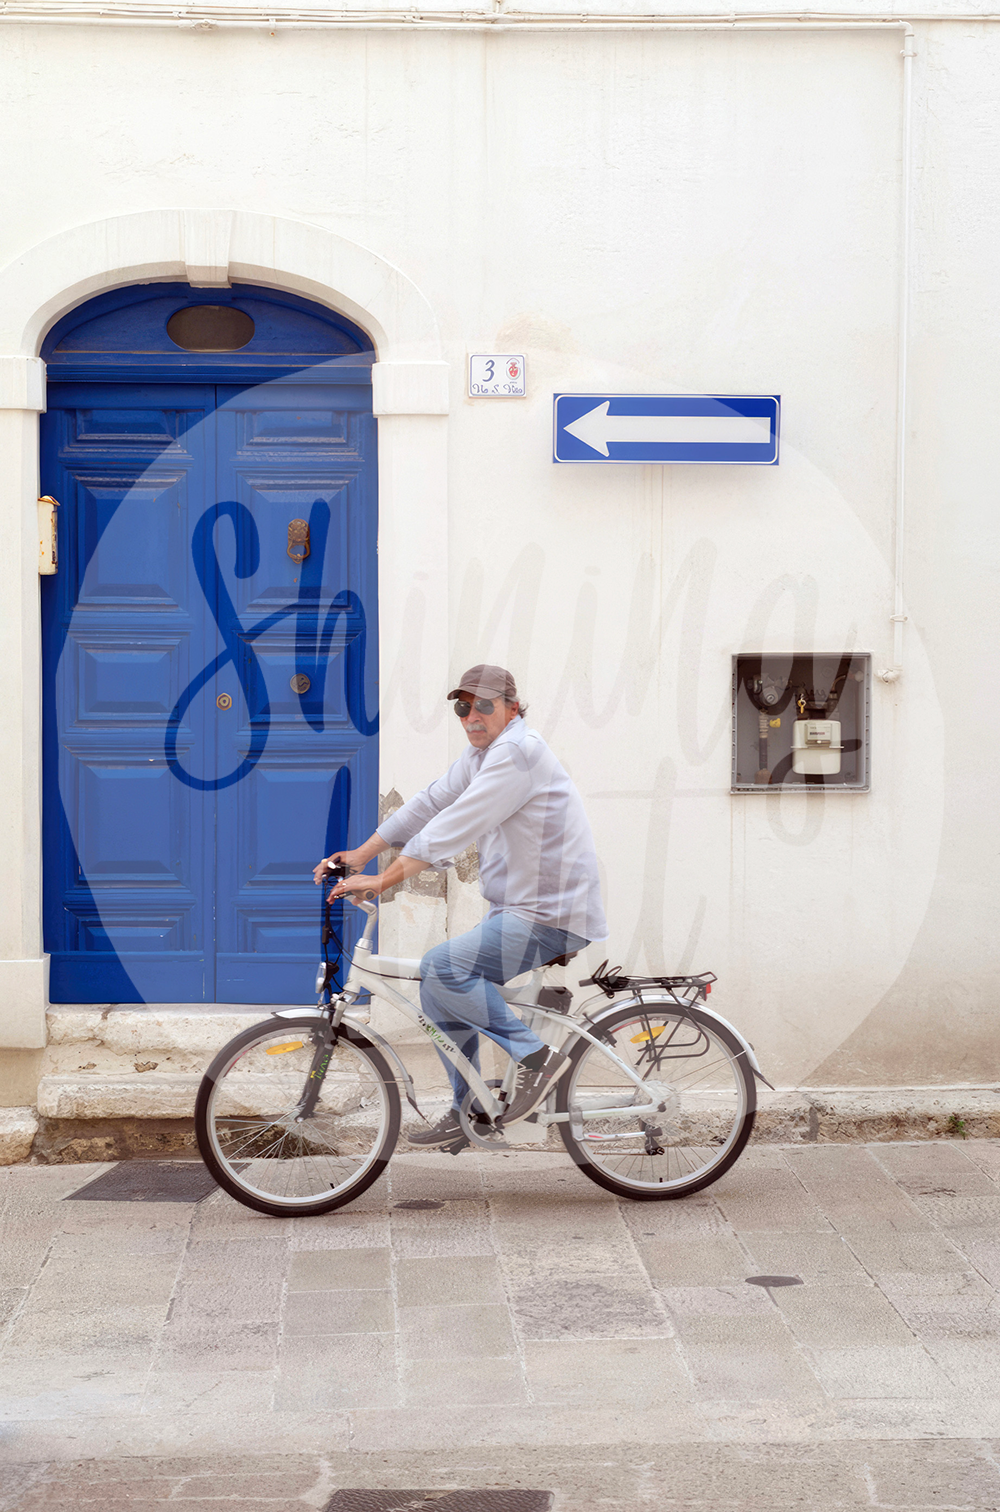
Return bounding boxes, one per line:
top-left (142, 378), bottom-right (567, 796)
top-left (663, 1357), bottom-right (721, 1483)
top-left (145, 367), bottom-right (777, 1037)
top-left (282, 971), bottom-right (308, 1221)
top-left (3, 1084), bottom-right (1000, 1165)
top-left (755, 1084), bottom-right (1000, 1142)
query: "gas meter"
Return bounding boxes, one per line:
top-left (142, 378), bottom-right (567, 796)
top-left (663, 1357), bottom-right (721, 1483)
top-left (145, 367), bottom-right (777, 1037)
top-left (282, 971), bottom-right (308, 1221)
top-left (792, 718), bottom-right (842, 775)
top-left (732, 654), bottom-right (870, 792)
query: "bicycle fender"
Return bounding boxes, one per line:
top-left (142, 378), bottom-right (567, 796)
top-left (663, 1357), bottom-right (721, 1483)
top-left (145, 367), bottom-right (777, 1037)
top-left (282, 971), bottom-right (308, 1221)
top-left (580, 996), bottom-right (774, 1089)
top-left (269, 1008), bottom-right (421, 1112)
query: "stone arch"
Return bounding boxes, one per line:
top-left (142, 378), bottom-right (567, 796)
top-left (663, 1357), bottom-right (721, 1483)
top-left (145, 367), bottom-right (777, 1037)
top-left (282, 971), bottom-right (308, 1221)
top-left (0, 208), bottom-right (443, 364)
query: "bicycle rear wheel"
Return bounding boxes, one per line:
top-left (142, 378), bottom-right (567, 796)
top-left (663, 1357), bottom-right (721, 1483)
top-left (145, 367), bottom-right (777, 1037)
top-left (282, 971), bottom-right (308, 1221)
top-left (195, 1014), bottom-right (400, 1217)
top-left (557, 1001), bottom-right (755, 1199)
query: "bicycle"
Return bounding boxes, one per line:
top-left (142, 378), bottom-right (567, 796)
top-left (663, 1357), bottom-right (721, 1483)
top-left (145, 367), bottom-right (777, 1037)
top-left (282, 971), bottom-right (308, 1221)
top-left (195, 868), bottom-right (771, 1217)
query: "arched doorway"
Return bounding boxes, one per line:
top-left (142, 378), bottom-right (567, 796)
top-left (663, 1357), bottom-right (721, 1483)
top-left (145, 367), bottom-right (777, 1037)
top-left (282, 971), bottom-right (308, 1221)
top-left (40, 283), bottom-right (378, 1004)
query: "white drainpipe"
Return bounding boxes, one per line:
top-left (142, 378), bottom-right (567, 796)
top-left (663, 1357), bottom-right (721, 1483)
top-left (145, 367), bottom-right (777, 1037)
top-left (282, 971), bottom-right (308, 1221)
top-left (878, 22), bottom-right (916, 684)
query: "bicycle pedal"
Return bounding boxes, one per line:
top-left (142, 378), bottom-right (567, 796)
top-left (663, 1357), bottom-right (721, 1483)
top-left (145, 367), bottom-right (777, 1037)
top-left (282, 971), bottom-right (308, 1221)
top-left (442, 1136), bottom-right (470, 1155)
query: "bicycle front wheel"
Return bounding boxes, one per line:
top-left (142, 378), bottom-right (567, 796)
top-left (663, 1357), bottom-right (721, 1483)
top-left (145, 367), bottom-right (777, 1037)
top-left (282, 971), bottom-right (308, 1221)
top-left (195, 1015), bottom-right (400, 1218)
top-left (557, 1001), bottom-right (756, 1200)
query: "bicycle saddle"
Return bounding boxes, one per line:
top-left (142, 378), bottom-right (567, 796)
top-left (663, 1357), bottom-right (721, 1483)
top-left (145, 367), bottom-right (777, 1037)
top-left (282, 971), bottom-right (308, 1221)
top-left (542, 951), bottom-right (578, 968)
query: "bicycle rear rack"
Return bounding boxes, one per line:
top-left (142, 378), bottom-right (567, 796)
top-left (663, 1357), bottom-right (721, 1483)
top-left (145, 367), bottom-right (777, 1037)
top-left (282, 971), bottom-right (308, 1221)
top-left (579, 961), bottom-right (717, 1004)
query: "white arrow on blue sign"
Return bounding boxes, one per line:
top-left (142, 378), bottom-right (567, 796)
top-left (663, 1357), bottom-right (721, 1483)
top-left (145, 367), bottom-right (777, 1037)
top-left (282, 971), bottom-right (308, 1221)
top-left (553, 394), bottom-right (780, 465)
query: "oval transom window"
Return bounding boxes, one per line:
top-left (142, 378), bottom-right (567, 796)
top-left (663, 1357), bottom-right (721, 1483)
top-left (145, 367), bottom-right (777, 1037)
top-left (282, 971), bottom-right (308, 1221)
top-left (166, 305), bottom-right (255, 352)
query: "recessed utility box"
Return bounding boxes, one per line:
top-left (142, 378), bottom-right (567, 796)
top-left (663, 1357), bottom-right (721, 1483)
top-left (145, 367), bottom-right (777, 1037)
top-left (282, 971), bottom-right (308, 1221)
top-left (732, 654), bottom-right (870, 792)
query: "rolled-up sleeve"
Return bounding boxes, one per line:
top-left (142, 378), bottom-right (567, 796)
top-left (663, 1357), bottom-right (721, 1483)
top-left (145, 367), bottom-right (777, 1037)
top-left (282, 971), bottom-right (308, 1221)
top-left (401, 746), bottom-right (534, 867)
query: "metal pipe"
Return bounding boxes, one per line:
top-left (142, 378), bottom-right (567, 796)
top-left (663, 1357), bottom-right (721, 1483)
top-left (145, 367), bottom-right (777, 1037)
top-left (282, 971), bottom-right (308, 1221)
top-left (0, 7), bottom-right (992, 27)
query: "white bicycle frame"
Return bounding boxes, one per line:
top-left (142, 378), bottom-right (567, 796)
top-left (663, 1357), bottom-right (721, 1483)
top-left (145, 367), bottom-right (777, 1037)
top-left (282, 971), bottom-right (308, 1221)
top-left (322, 896), bottom-right (692, 1132)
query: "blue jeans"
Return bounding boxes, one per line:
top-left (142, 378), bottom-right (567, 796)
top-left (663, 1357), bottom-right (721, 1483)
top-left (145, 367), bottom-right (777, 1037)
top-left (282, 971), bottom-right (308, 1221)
top-left (419, 913), bottom-right (588, 1109)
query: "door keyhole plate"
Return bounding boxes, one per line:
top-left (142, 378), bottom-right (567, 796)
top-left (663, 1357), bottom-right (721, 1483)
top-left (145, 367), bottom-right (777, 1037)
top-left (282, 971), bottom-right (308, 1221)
top-left (216, 693), bottom-right (233, 711)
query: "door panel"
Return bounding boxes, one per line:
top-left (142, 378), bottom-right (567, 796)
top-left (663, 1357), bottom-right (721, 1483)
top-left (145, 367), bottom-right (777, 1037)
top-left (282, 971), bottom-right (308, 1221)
top-left (212, 386), bottom-right (377, 1003)
top-left (43, 387), bottom-right (216, 1003)
top-left (42, 376), bottom-right (377, 1004)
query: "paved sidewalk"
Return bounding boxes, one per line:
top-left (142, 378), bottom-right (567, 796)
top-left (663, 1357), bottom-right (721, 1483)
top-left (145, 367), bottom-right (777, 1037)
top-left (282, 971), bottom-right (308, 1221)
top-left (3, 1142), bottom-right (1000, 1508)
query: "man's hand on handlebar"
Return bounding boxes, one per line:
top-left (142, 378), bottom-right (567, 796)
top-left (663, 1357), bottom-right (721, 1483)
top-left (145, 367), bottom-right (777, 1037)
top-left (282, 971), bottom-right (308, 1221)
top-left (315, 849), bottom-right (428, 903)
top-left (313, 848), bottom-right (370, 887)
top-left (327, 872), bottom-right (382, 905)
top-left (313, 851), bottom-right (381, 903)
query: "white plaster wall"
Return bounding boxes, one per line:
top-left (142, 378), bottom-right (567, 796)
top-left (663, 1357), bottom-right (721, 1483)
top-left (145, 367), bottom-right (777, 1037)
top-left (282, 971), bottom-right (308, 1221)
top-left (0, 15), bottom-right (995, 1084)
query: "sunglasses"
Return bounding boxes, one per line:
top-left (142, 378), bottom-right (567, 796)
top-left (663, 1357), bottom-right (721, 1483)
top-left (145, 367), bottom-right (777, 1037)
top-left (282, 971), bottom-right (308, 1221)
top-left (453, 697), bottom-right (496, 718)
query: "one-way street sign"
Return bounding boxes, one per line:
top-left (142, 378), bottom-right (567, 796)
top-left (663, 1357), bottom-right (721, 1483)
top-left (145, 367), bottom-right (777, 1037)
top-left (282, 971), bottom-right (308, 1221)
top-left (553, 393), bottom-right (780, 465)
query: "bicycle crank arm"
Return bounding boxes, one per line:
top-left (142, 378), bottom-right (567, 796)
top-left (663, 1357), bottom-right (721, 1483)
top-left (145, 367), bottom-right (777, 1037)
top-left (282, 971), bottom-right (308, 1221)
top-left (458, 1090), bottom-right (511, 1151)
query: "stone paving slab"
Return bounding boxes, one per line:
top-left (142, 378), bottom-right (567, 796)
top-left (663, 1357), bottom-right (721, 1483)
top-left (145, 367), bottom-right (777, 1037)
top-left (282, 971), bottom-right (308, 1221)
top-left (4, 1444), bottom-right (1000, 1511)
top-left (3, 1144), bottom-right (1000, 1504)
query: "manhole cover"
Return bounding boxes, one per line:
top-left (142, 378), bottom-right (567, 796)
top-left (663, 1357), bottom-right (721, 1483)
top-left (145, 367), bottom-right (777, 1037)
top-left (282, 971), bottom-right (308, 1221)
top-left (324, 1494), bottom-right (552, 1511)
top-left (393, 1199), bottom-right (445, 1211)
top-left (746, 1274), bottom-right (804, 1288)
top-left (65, 1161), bottom-right (220, 1204)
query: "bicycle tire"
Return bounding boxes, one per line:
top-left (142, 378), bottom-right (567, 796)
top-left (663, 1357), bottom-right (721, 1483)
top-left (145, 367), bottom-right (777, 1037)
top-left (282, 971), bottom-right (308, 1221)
top-left (556, 1000), bottom-right (756, 1200)
top-left (195, 1014), bottom-right (401, 1218)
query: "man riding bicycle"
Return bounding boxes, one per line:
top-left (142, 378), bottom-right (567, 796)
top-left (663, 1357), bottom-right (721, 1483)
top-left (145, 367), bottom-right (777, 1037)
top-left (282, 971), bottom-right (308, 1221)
top-left (314, 663), bottom-right (607, 1144)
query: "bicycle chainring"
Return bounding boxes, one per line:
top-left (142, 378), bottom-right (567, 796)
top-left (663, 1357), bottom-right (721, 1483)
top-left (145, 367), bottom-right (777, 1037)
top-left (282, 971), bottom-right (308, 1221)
top-left (458, 1090), bottom-right (510, 1152)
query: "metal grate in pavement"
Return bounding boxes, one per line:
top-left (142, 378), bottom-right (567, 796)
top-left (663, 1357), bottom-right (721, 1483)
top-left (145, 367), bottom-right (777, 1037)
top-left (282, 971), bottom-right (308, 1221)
top-left (324, 1495), bottom-right (553, 1511)
top-left (65, 1160), bottom-right (220, 1203)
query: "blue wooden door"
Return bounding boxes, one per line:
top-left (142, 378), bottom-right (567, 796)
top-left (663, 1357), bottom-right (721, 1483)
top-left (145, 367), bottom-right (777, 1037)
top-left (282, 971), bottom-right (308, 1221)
top-left (41, 287), bottom-right (377, 1004)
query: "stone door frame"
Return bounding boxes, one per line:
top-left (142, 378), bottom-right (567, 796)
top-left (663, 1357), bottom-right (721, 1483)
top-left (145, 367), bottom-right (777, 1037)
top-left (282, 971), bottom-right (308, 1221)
top-left (0, 208), bottom-right (451, 1046)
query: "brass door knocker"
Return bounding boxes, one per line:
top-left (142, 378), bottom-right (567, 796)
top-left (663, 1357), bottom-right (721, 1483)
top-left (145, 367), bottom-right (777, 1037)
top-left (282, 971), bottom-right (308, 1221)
top-left (287, 519), bottom-right (310, 564)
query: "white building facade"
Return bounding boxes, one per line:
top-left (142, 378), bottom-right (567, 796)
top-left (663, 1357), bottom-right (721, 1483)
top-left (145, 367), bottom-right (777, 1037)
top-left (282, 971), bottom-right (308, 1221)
top-left (0, 0), bottom-right (996, 1133)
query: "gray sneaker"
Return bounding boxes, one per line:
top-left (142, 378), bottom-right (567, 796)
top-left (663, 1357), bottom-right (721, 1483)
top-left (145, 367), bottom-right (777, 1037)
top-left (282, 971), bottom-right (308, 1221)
top-left (407, 1110), bottom-right (464, 1147)
top-left (502, 1048), bottom-right (570, 1124)
top-left (407, 1108), bottom-right (491, 1147)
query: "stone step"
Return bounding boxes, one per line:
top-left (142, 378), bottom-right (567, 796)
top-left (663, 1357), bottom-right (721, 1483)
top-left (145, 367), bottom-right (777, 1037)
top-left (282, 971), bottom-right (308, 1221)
top-left (755, 1084), bottom-right (1000, 1142)
top-left (47, 1004), bottom-right (284, 1060)
top-left (34, 1005), bottom-right (449, 1139)
top-left (29, 1078), bottom-right (1000, 1144)
top-left (0, 1107), bottom-right (39, 1164)
top-left (12, 1009), bottom-right (1000, 1164)
top-left (37, 1073), bottom-right (203, 1120)
top-left (40, 1006), bottom-right (271, 1118)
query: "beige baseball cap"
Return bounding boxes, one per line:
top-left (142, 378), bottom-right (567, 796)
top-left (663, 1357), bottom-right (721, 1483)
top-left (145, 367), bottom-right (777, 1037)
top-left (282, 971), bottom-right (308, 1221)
top-left (447, 664), bottom-right (518, 702)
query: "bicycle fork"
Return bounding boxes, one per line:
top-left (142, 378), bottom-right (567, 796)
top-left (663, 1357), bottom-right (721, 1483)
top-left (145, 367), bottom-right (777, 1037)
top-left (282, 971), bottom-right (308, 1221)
top-left (292, 1015), bottom-right (340, 1122)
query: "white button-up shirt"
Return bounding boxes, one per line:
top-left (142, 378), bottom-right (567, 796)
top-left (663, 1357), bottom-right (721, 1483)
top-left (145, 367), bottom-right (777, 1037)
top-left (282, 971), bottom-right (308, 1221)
top-left (376, 717), bottom-right (607, 942)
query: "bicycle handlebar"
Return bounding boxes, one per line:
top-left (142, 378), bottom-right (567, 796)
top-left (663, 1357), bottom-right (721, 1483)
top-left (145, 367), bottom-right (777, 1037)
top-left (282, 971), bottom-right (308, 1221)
top-left (322, 863), bottom-right (378, 908)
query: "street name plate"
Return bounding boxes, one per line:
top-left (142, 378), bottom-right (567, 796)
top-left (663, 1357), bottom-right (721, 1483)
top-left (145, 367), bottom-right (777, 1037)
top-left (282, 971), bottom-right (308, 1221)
top-left (470, 354), bottom-right (526, 396)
